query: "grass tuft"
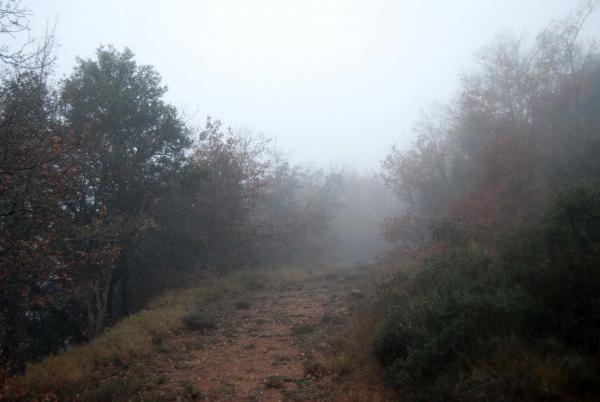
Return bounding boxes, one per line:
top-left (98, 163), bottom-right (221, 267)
top-left (264, 375), bottom-right (287, 389)
top-left (234, 300), bottom-right (252, 310)
top-left (183, 311), bottom-right (217, 332)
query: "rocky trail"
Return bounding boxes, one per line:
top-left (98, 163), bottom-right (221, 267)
top-left (97, 271), bottom-right (367, 402)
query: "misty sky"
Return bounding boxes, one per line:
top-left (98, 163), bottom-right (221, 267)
top-left (29, 1), bottom-right (600, 171)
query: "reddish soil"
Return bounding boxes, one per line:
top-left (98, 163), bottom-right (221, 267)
top-left (125, 274), bottom-right (362, 402)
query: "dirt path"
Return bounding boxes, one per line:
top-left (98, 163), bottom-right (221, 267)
top-left (125, 273), bottom-right (363, 402)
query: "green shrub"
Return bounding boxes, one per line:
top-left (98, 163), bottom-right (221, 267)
top-left (181, 380), bottom-right (203, 399)
top-left (372, 248), bottom-right (542, 394)
top-left (372, 182), bottom-right (600, 400)
top-left (537, 182), bottom-right (600, 352)
top-left (264, 375), bottom-right (287, 389)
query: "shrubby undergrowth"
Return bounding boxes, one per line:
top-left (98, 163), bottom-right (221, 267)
top-left (374, 3), bottom-right (600, 400)
top-left (374, 183), bottom-right (600, 400)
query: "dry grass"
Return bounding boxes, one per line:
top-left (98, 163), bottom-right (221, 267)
top-left (461, 335), bottom-right (571, 400)
top-left (15, 305), bottom-right (187, 393)
top-left (4, 273), bottom-right (252, 396)
top-left (3, 265), bottom-right (337, 397)
top-left (321, 306), bottom-right (396, 402)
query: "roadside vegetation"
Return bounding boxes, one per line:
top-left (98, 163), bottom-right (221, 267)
top-left (3, 1), bottom-right (600, 401)
top-left (4, 266), bottom-right (340, 399)
top-left (338, 3), bottom-right (600, 401)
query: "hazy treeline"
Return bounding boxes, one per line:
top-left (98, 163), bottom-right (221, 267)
top-left (373, 3), bottom-right (600, 400)
top-left (0, 3), bottom-right (391, 374)
top-left (330, 171), bottom-right (401, 265)
top-left (5, 1), bottom-right (600, 400)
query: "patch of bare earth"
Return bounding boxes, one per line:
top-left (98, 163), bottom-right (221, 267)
top-left (125, 273), bottom-right (363, 401)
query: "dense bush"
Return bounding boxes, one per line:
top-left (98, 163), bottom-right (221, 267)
top-left (536, 182), bottom-right (600, 353)
top-left (373, 182), bottom-right (600, 400)
top-left (376, 4), bottom-right (600, 400)
top-left (373, 250), bottom-right (541, 394)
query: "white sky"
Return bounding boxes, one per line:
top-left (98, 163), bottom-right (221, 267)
top-left (28, 0), bottom-right (600, 171)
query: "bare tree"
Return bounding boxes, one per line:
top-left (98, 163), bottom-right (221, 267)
top-left (0, 0), bottom-right (34, 67)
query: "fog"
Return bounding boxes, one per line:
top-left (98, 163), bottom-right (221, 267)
top-left (29, 0), bottom-right (600, 171)
top-left (5, 2), bottom-right (600, 399)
